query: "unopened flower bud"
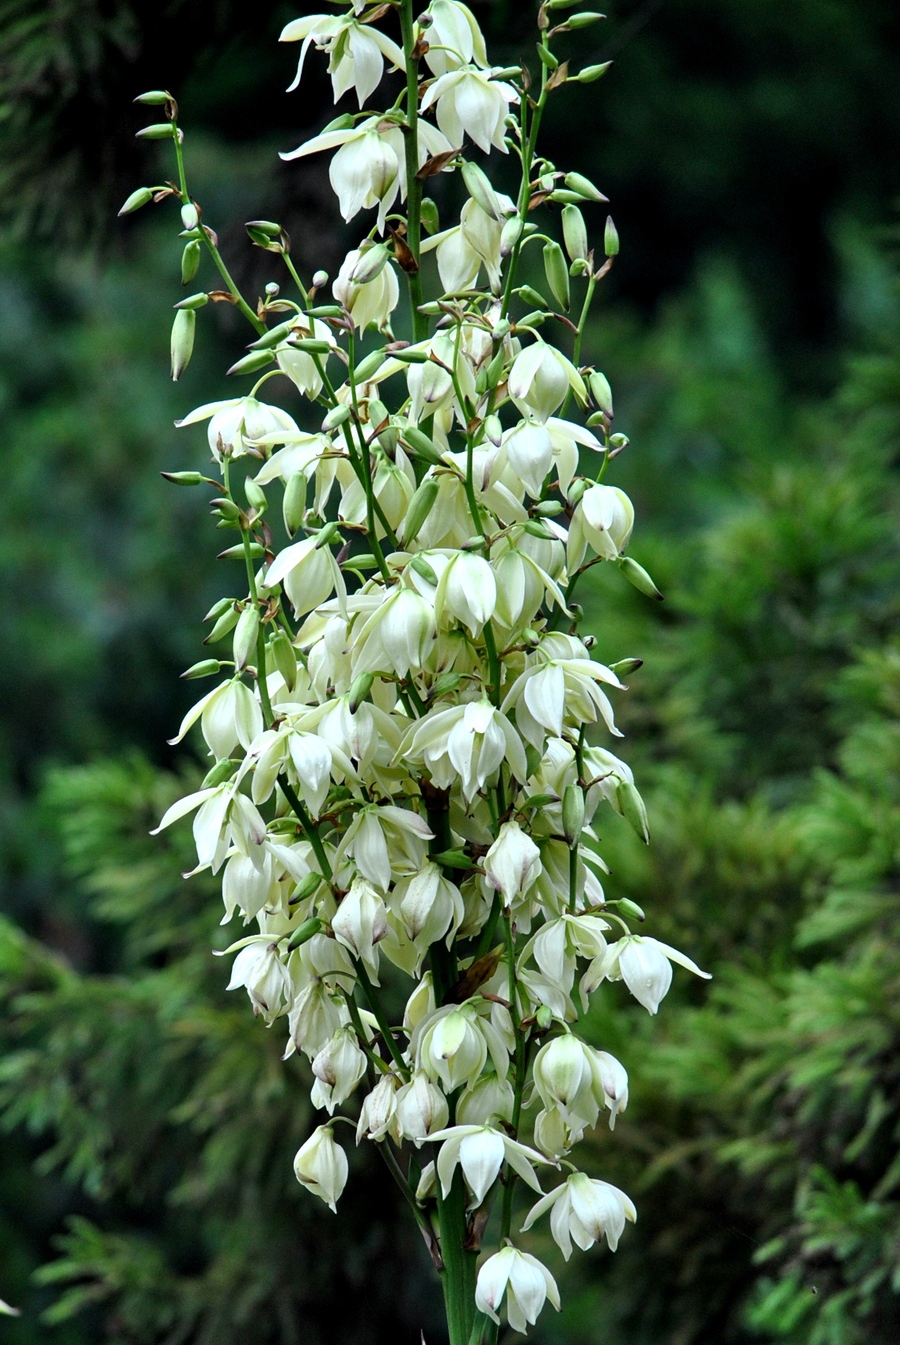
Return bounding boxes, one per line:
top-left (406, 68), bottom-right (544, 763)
top-left (604, 215), bottom-right (620, 257)
top-left (311, 270), bottom-right (329, 290)
top-left (180, 202), bottom-right (199, 230)
top-left (562, 785), bottom-right (585, 845)
top-left (170, 308), bottom-right (195, 381)
top-left (118, 186), bottom-right (154, 216)
top-left (323, 404), bottom-right (351, 431)
top-left (588, 370), bottom-right (613, 416)
top-left (351, 243), bottom-right (391, 285)
top-left (615, 779), bottom-right (650, 843)
top-left (543, 240), bottom-right (570, 310)
top-left (174, 290), bottom-right (207, 311)
top-left (270, 629), bottom-right (297, 691)
top-left (562, 205), bottom-right (589, 263)
top-left (232, 604), bottom-right (260, 672)
top-left (133, 90), bottom-right (171, 105)
top-left (282, 472), bottom-right (307, 537)
top-left (461, 160), bottom-right (505, 221)
top-left (574, 61), bottom-right (613, 84)
top-left (136, 122), bottom-right (177, 140)
top-left (401, 477), bottom-right (440, 547)
top-left (618, 555), bottom-right (663, 603)
top-left (420, 196), bottom-right (440, 234)
top-left (181, 658), bottom-right (222, 680)
top-left (563, 171), bottom-right (608, 203)
top-left (609, 657), bottom-right (643, 678)
top-left (227, 350), bottom-right (275, 377)
top-left (500, 216), bottom-right (524, 257)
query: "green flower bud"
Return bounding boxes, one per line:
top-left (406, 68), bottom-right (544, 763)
top-left (563, 171), bottom-right (608, 203)
top-left (430, 671), bottom-right (460, 698)
top-left (354, 348), bottom-right (387, 381)
top-left (574, 61), bottom-right (613, 84)
top-left (134, 90), bottom-right (171, 105)
top-left (161, 470), bottom-right (203, 485)
top-left (181, 658), bottom-right (223, 680)
top-left (170, 308), bottom-right (195, 381)
top-left (348, 672), bottom-right (375, 714)
top-left (618, 555), bottom-right (663, 601)
top-left (604, 215), bottom-right (620, 257)
top-left (233, 605), bottom-right (260, 672)
top-left (567, 478), bottom-right (587, 506)
top-left (323, 404), bottom-right (352, 431)
top-left (588, 370), bottom-right (614, 416)
top-left (343, 553), bottom-right (377, 574)
top-left (217, 542), bottom-right (265, 560)
top-left (204, 597), bottom-right (235, 622)
top-left (500, 216), bottom-right (524, 257)
top-left (566, 11), bottom-right (605, 27)
top-left (543, 240), bottom-right (570, 310)
top-left (410, 554), bottom-right (440, 587)
top-left (403, 426), bottom-right (445, 466)
top-left (461, 160), bottom-right (504, 220)
top-left (244, 478), bottom-right (267, 512)
top-left (314, 520), bottom-right (341, 549)
top-left (202, 758), bottom-right (240, 788)
top-left (136, 123), bottom-right (177, 140)
top-left (270, 629), bottom-right (298, 692)
top-left (204, 605), bottom-right (240, 645)
top-left (537, 44), bottom-right (559, 70)
top-left (562, 205), bottom-right (589, 263)
top-left (226, 350), bottom-right (275, 377)
top-left (352, 243), bottom-right (392, 285)
top-left (401, 477), bottom-right (440, 546)
top-left (118, 187), bottom-right (154, 216)
top-left (283, 472), bottom-right (307, 537)
top-left (289, 337), bottom-right (333, 355)
top-left (562, 784), bottom-right (585, 845)
top-left (535, 1004), bottom-right (554, 1030)
top-left (311, 270), bottom-right (329, 289)
top-left (615, 897), bottom-right (646, 923)
top-left (517, 284), bottom-right (549, 309)
top-left (174, 290), bottom-right (207, 310)
top-left (609, 657), bottom-right (643, 678)
top-left (181, 202), bottom-right (199, 230)
top-left (516, 309), bottom-right (548, 329)
top-left (390, 348), bottom-right (431, 364)
top-left (616, 779), bottom-right (650, 844)
top-left (535, 500), bottom-right (564, 516)
top-left (420, 197), bottom-right (440, 235)
top-left (248, 319), bottom-right (296, 350)
top-left (287, 917), bottom-right (324, 951)
top-left (307, 303), bottom-right (343, 318)
top-left (289, 874), bottom-right (325, 907)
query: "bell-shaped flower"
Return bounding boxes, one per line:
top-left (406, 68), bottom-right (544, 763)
top-left (434, 551), bottom-right (497, 634)
top-left (350, 587), bottom-right (435, 678)
top-left (430, 1124), bottom-right (547, 1206)
top-left (175, 396), bottom-right (298, 463)
top-left (395, 1071), bottom-right (450, 1142)
top-left (356, 1072), bottom-right (401, 1143)
top-left (331, 877), bottom-right (388, 982)
top-left (280, 13), bottom-right (404, 109)
top-left (424, 0), bottom-right (488, 77)
top-left (168, 677), bottom-right (263, 761)
top-left (152, 781), bottom-right (266, 875)
top-left (484, 820), bottom-right (542, 910)
top-left (287, 978), bottom-right (347, 1060)
top-left (502, 650), bottom-right (624, 752)
top-left (532, 1034), bottom-right (629, 1132)
top-left (265, 533), bottom-right (347, 619)
top-left (508, 343), bottom-right (586, 422)
top-left (221, 848), bottom-right (280, 924)
top-left (293, 1125), bottom-right (348, 1212)
top-left (276, 317), bottom-right (337, 398)
top-left (421, 67), bottom-right (518, 154)
top-left (504, 419), bottom-right (554, 499)
top-left (333, 245), bottom-right (400, 332)
top-left (339, 805), bottom-right (434, 891)
top-left (567, 483), bottom-right (635, 569)
top-left (522, 1172), bottom-right (636, 1259)
top-left (400, 699), bottom-right (527, 802)
top-left (310, 1024), bottom-right (368, 1113)
top-left (413, 1000), bottom-right (510, 1093)
top-left (593, 935), bottom-right (711, 1015)
top-left (225, 937), bottom-right (293, 1021)
top-left (533, 1105), bottom-right (583, 1160)
top-left (475, 1247), bottom-right (560, 1336)
top-left (392, 862), bottom-right (465, 970)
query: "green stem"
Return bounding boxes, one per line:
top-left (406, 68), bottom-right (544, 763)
top-left (354, 959), bottom-right (410, 1080)
top-left (399, 0), bottom-right (427, 342)
top-left (278, 776), bottom-right (332, 878)
top-left (436, 1172), bottom-right (479, 1345)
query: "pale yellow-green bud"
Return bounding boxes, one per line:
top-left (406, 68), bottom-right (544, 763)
top-left (170, 308), bottom-right (195, 381)
top-left (226, 350), bottom-right (274, 377)
top-left (562, 785), bottom-right (585, 845)
top-left (323, 404), bottom-right (351, 431)
top-left (283, 472), bottom-right (307, 537)
top-left (616, 780), bottom-right (650, 844)
top-left (351, 243), bottom-right (391, 285)
top-left (244, 477), bottom-right (267, 512)
top-left (543, 240), bottom-right (570, 310)
top-left (136, 122), bottom-right (176, 140)
top-left (181, 658), bottom-right (222, 680)
top-left (420, 196), bottom-right (440, 234)
top-left (269, 629), bottom-right (297, 692)
top-left (233, 604), bottom-right (260, 672)
top-left (588, 370), bottom-right (613, 416)
top-left (401, 477), bottom-right (440, 547)
top-left (618, 555), bottom-right (663, 602)
top-left (180, 202), bottom-right (199, 230)
top-left (562, 205), bottom-right (589, 264)
top-left (133, 90), bottom-right (171, 105)
top-left (118, 186), bottom-right (153, 216)
top-left (312, 270), bottom-right (329, 289)
top-left (461, 160), bottom-right (504, 221)
top-left (604, 215), bottom-right (620, 257)
top-left (174, 289), bottom-right (206, 311)
top-left (563, 171), bottom-right (608, 203)
top-left (573, 61), bottom-right (613, 84)
top-left (500, 216), bottom-right (524, 257)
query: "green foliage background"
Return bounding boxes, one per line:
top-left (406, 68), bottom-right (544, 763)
top-left (1, 2), bottom-right (899, 1342)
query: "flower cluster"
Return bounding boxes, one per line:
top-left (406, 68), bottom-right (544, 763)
top-left (129, 2), bottom-right (710, 1341)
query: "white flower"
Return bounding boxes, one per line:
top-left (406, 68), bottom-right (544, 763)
top-left (265, 534), bottom-right (347, 619)
top-left (424, 1), bottom-right (488, 77)
top-left (310, 1024), bottom-right (368, 1113)
top-left (475, 1246), bottom-right (560, 1335)
top-left (356, 1072), bottom-right (401, 1143)
top-left (293, 1125), bottom-right (348, 1212)
top-left (400, 699), bottom-right (527, 802)
top-left (435, 552), bottom-right (498, 634)
top-left (288, 979), bottom-right (347, 1059)
top-left (331, 877), bottom-right (389, 982)
top-left (430, 1124), bottom-right (547, 1206)
top-left (395, 1071), bottom-right (450, 1142)
top-left (333, 246), bottom-right (400, 332)
top-left (393, 862), bottom-right (465, 969)
top-left (595, 935), bottom-right (711, 1015)
top-left (532, 1034), bottom-right (629, 1132)
top-left (508, 343), bottom-right (586, 422)
top-left (168, 678), bottom-right (263, 761)
top-left (421, 67), bottom-right (518, 154)
top-left (484, 821), bottom-right (542, 909)
top-left (522, 1172), bottom-right (636, 1258)
top-left (455, 1072), bottom-right (515, 1128)
top-left (413, 1001), bottom-right (510, 1092)
top-left (280, 14), bottom-right (404, 108)
top-left (226, 939), bottom-right (293, 1020)
top-left (276, 317), bottom-right (337, 398)
top-left (350, 587), bottom-right (435, 677)
top-left (567, 483), bottom-right (635, 568)
top-left (175, 396), bottom-right (298, 463)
